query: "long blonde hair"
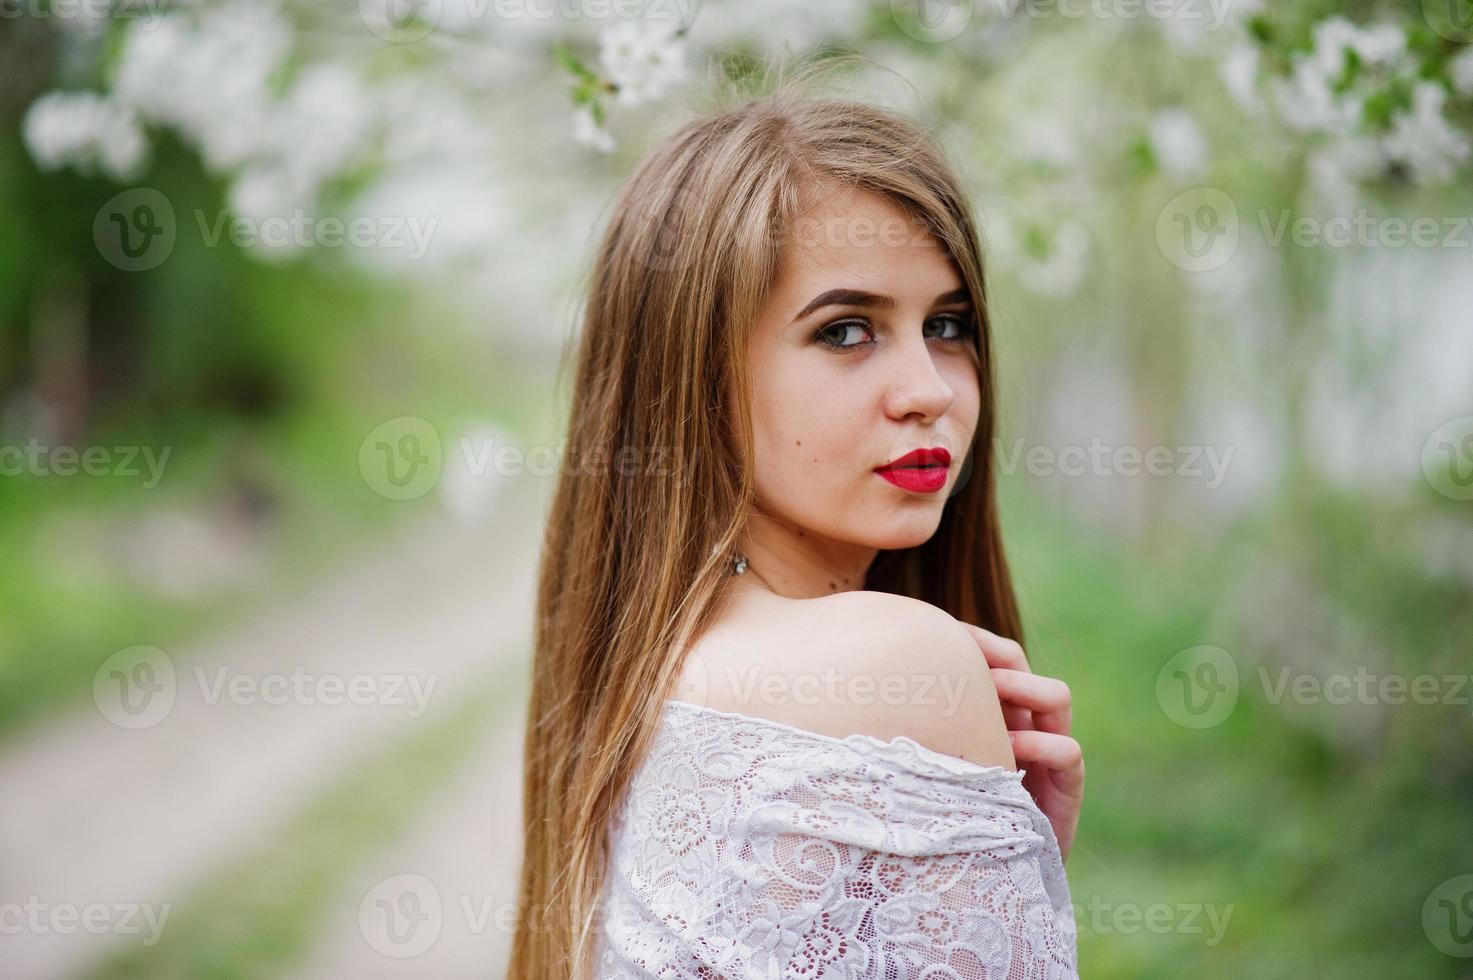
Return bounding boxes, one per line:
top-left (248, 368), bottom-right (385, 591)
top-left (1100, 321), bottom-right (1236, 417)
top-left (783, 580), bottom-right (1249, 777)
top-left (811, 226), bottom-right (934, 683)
top-left (510, 63), bottom-right (1023, 980)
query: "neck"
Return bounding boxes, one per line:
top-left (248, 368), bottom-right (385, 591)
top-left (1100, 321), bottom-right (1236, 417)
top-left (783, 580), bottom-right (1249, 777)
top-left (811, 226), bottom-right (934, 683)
top-left (734, 507), bottom-right (876, 600)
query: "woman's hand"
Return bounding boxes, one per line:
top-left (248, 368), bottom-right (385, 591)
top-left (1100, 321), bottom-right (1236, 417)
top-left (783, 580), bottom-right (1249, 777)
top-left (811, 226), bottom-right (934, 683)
top-left (964, 625), bottom-right (1083, 863)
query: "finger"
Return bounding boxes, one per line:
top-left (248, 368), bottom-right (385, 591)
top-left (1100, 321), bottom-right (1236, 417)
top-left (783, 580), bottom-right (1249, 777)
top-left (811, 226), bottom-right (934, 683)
top-left (990, 669), bottom-right (1071, 733)
top-left (1008, 730), bottom-right (1084, 796)
top-left (1002, 703), bottom-right (1035, 732)
top-left (962, 623), bottom-right (1031, 673)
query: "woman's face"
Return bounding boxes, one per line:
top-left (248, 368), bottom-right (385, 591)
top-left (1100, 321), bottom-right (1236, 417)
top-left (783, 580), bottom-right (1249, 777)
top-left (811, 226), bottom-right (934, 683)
top-left (744, 182), bottom-right (982, 555)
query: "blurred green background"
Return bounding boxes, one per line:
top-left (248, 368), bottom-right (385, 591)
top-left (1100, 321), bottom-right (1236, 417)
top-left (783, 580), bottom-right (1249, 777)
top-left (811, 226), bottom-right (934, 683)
top-left (2, 1), bottom-right (1471, 978)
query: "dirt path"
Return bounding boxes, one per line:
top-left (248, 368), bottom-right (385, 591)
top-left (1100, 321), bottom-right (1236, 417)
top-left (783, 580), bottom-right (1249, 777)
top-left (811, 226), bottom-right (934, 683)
top-left (0, 475), bottom-right (550, 980)
top-left (284, 692), bottom-right (527, 978)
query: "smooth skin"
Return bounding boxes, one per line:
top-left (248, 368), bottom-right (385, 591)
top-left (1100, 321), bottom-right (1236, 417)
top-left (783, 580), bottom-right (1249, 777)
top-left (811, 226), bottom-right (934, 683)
top-left (676, 180), bottom-right (1083, 860)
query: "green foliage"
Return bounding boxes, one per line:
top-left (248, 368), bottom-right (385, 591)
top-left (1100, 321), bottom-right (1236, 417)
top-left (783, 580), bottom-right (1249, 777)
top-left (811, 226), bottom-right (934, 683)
top-left (1004, 482), bottom-right (1473, 978)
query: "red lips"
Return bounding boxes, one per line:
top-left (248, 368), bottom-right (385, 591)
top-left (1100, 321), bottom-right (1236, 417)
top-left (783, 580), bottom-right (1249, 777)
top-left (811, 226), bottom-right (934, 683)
top-left (874, 447), bottom-right (951, 493)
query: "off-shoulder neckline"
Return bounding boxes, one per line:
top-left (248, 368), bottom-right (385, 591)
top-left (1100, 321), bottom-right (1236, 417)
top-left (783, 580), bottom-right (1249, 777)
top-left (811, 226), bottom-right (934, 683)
top-left (663, 698), bottom-right (1027, 782)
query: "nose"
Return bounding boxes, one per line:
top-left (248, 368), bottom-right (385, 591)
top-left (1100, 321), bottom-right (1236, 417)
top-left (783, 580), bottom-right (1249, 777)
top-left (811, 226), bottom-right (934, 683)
top-left (881, 330), bottom-right (956, 423)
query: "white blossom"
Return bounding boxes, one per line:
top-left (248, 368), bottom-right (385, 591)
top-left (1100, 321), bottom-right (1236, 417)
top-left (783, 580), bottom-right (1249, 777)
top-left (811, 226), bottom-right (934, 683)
top-left (271, 64), bottom-right (376, 194)
top-left (1381, 82), bottom-right (1471, 185)
top-left (1275, 19), bottom-right (1410, 135)
top-left (113, 2), bottom-right (291, 172)
top-left (439, 422), bottom-right (514, 527)
top-left (1014, 117), bottom-right (1078, 171)
top-left (50, 0), bottom-right (117, 34)
top-left (1307, 17), bottom-right (1360, 78)
top-left (228, 166), bottom-right (307, 226)
top-left (377, 84), bottom-right (495, 169)
top-left (226, 166), bottom-right (313, 261)
top-left (1149, 107), bottom-right (1208, 180)
top-left (598, 19), bottom-right (689, 108)
top-left (1307, 136), bottom-right (1383, 211)
top-left (346, 163), bottom-right (508, 271)
top-left (990, 214), bottom-right (1089, 298)
top-left (1221, 43), bottom-right (1260, 111)
top-left (1346, 23), bottom-right (1406, 66)
top-left (22, 91), bottom-right (149, 181)
top-left (1450, 47), bottom-right (1473, 98)
top-left (572, 105), bottom-right (615, 154)
top-left (1152, 0), bottom-right (1224, 52)
top-left (108, 1), bottom-right (379, 248)
top-left (1275, 59), bottom-right (1363, 133)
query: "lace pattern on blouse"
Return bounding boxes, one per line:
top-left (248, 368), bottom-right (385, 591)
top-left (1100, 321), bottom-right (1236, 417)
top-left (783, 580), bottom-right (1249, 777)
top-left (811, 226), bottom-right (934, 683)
top-left (595, 699), bottom-right (1078, 979)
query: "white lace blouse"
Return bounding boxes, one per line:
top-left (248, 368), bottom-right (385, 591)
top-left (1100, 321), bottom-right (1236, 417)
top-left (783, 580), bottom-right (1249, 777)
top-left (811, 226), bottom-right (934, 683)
top-left (594, 698), bottom-right (1078, 978)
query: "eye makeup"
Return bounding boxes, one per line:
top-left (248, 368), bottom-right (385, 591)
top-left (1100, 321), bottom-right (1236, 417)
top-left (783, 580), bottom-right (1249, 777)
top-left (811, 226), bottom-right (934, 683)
top-left (810, 311), bottom-right (977, 353)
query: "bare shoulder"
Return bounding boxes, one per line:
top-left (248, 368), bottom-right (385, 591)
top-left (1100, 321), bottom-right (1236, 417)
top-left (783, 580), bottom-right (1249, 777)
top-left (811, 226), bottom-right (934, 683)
top-left (680, 589), bottom-right (1015, 771)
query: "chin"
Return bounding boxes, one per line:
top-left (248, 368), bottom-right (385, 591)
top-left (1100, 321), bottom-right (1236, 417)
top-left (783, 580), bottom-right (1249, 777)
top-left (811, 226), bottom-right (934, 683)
top-left (853, 511), bottom-right (946, 551)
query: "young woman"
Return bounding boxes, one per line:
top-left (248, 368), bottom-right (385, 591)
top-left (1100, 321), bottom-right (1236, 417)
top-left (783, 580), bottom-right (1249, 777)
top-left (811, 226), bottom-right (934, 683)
top-left (511, 76), bottom-right (1084, 979)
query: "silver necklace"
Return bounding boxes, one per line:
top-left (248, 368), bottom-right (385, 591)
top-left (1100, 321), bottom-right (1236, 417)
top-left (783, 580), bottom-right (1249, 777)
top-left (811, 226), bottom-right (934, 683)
top-left (715, 544), bottom-right (763, 582)
top-left (727, 549), bottom-right (778, 594)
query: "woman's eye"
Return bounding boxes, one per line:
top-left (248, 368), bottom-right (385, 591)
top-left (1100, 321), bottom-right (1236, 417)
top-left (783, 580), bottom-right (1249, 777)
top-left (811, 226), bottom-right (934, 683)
top-left (925, 314), bottom-right (976, 343)
top-left (814, 319), bottom-right (874, 352)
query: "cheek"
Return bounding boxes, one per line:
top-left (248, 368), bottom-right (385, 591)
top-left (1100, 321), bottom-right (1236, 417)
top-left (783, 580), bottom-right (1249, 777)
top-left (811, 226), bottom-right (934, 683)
top-left (749, 357), bottom-right (864, 500)
top-left (944, 360), bottom-right (983, 438)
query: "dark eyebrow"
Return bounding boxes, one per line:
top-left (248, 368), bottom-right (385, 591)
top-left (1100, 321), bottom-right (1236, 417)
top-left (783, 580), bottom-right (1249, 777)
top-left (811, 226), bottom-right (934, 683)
top-left (792, 286), bottom-right (971, 322)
